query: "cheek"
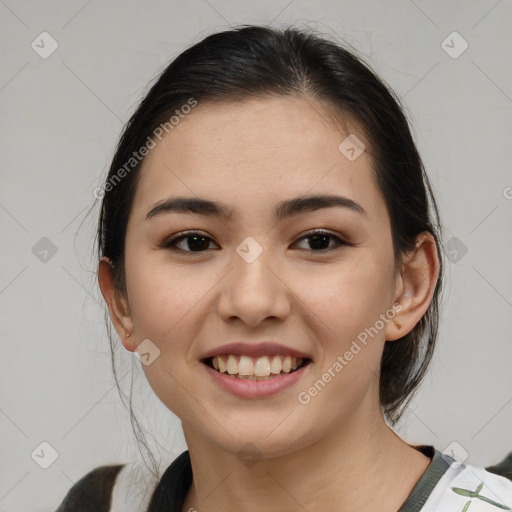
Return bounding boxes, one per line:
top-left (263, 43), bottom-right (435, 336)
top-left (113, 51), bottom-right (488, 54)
top-left (296, 252), bottom-right (396, 402)
top-left (301, 257), bottom-right (394, 340)
top-left (126, 257), bottom-right (208, 417)
top-left (293, 262), bottom-right (392, 421)
top-left (124, 251), bottom-right (209, 350)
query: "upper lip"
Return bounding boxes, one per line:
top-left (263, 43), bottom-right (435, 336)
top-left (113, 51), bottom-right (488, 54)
top-left (201, 342), bottom-right (312, 361)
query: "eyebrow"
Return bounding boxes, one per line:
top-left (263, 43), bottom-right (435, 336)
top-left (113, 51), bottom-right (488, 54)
top-left (145, 194), bottom-right (367, 222)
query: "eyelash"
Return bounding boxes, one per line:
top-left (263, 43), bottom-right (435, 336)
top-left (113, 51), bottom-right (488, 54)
top-left (159, 229), bottom-right (351, 255)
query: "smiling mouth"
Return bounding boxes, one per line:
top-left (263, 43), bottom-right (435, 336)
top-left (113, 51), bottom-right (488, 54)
top-left (202, 354), bottom-right (312, 380)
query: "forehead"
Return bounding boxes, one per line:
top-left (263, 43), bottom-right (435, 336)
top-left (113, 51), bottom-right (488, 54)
top-left (131, 95), bottom-right (383, 223)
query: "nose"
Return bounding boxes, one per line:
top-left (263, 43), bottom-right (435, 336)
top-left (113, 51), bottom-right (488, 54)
top-left (216, 244), bottom-right (291, 327)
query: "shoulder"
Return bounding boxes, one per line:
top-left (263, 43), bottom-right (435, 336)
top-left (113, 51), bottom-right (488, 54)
top-left (423, 460), bottom-right (512, 512)
top-left (55, 462), bottom-right (158, 512)
top-left (54, 463), bottom-right (126, 511)
top-left (486, 451), bottom-right (512, 482)
top-left (54, 453), bottom-right (190, 512)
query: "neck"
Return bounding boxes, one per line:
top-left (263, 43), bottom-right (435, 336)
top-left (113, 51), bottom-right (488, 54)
top-left (180, 405), bottom-right (431, 512)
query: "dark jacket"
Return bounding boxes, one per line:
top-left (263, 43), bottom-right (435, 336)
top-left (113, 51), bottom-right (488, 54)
top-left (54, 449), bottom-right (512, 511)
top-left (55, 450), bottom-right (192, 512)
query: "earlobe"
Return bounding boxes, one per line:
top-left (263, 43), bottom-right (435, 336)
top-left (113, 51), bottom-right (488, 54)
top-left (385, 232), bottom-right (440, 341)
top-left (97, 257), bottom-right (135, 351)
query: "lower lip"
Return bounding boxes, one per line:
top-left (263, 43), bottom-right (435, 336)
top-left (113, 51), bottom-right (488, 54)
top-left (202, 361), bottom-right (311, 399)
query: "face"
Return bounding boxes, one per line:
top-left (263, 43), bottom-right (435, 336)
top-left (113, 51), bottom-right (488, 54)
top-left (119, 95), bottom-right (401, 457)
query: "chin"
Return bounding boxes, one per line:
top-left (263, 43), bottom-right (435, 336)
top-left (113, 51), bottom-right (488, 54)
top-left (198, 414), bottom-right (320, 461)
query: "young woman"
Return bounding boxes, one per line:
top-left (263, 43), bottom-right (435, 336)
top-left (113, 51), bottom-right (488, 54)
top-left (55, 24), bottom-right (512, 512)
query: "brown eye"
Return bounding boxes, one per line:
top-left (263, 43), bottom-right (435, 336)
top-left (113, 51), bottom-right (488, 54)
top-left (160, 231), bottom-right (218, 253)
top-left (293, 230), bottom-right (350, 252)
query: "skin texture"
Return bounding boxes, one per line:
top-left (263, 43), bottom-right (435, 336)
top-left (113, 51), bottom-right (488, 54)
top-left (98, 95), bottom-right (440, 512)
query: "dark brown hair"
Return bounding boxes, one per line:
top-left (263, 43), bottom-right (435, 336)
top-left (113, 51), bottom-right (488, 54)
top-left (93, 23), bottom-right (444, 477)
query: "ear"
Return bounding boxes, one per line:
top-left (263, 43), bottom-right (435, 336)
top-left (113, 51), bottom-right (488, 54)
top-left (385, 232), bottom-right (440, 341)
top-left (97, 257), bottom-right (136, 351)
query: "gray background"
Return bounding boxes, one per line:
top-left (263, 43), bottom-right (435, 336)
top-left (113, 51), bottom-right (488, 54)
top-left (1, 1), bottom-right (511, 510)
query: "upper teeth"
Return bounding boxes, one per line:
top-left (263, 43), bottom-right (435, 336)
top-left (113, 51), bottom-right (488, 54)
top-left (211, 355), bottom-right (304, 376)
